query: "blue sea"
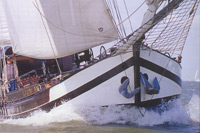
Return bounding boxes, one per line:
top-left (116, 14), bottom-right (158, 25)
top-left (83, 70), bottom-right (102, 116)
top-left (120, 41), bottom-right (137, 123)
top-left (0, 81), bottom-right (199, 132)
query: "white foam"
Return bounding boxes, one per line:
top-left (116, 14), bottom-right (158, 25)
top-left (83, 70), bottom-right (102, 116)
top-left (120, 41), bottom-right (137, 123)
top-left (186, 94), bottom-right (200, 123)
top-left (1, 94), bottom-right (199, 126)
top-left (1, 103), bottom-right (86, 126)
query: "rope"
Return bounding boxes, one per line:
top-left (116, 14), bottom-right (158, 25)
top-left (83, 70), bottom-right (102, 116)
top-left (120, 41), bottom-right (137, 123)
top-left (104, 0), bottom-right (123, 40)
top-left (144, 0), bottom-right (199, 56)
top-left (180, 0), bottom-right (199, 55)
top-left (113, 0), bottom-right (127, 39)
top-left (119, 54), bottom-right (131, 90)
top-left (115, 1), bottom-right (145, 29)
top-left (123, 0), bottom-right (134, 33)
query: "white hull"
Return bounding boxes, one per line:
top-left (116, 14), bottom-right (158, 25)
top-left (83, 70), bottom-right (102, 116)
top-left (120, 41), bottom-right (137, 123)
top-left (49, 47), bottom-right (182, 106)
top-left (1, 47), bottom-right (182, 118)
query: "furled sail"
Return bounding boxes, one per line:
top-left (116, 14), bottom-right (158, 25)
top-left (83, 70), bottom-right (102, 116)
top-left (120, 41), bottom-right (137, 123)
top-left (2, 0), bottom-right (118, 59)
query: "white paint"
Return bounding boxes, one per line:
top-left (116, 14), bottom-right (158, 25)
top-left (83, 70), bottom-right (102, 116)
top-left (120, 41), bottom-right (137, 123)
top-left (49, 48), bottom-right (182, 106)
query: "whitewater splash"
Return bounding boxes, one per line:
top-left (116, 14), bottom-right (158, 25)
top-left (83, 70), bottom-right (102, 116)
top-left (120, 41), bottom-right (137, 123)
top-left (0, 94), bottom-right (199, 126)
top-left (186, 94), bottom-right (200, 123)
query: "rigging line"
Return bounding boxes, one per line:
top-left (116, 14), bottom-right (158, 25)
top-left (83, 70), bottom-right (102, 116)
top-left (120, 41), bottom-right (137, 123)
top-left (118, 1), bottom-right (145, 29)
top-left (157, 25), bottom-right (179, 84)
top-left (180, 0), bottom-right (199, 55)
top-left (149, 11), bottom-right (173, 53)
top-left (164, 3), bottom-right (191, 52)
top-left (145, 0), bottom-right (190, 53)
top-left (118, 1), bottom-right (127, 39)
top-left (171, 0), bottom-right (197, 56)
top-left (143, 1), bottom-right (166, 43)
top-left (34, 0), bottom-right (62, 75)
top-left (104, 0), bottom-right (123, 39)
top-left (119, 54), bottom-right (131, 91)
top-left (114, 0), bottom-right (127, 39)
top-left (180, 19), bottom-right (195, 55)
top-left (112, 0), bottom-right (126, 39)
top-left (114, 0), bottom-right (125, 38)
top-left (172, 18), bottom-right (192, 56)
top-left (189, 0), bottom-right (198, 15)
top-left (112, 0), bottom-right (146, 40)
top-left (123, 0), bottom-right (133, 33)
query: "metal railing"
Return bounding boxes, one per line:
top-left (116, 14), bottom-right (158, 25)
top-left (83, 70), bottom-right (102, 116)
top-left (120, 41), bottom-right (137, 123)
top-left (17, 70), bottom-right (39, 88)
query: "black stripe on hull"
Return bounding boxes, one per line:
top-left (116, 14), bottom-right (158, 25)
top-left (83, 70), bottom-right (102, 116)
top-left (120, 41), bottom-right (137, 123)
top-left (119, 94), bottom-right (180, 107)
top-left (5, 55), bottom-right (182, 118)
top-left (41, 57), bottom-right (135, 111)
top-left (42, 56), bottom-right (182, 111)
top-left (10, 94), bottom-right (180, 119)
top-left (140, 58), bottom-right (182, 87)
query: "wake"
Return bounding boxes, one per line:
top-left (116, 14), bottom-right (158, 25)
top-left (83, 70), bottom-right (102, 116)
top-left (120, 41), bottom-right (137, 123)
top-left (0, 94), bottom-right (199, 126)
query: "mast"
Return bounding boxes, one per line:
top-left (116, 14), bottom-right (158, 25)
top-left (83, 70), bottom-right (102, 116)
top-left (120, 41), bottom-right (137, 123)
top-left (133, 38), bottom-right (144, 105)
top-left (0, 1), bottom-right (10, 95)
top-left (133, 0), bottom-right (162, 105)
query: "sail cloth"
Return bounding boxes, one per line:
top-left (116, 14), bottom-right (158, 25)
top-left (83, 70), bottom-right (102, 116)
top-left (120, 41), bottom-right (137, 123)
top-left (0, 1), bottom-right (11, 45)
top-left (2, 0), bottom-right (118, 59)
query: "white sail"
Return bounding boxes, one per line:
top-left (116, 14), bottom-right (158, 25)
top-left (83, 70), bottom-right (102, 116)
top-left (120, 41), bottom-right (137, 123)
top-left (0, 1), bottom-right (11, 46)
top-left (2, 0), bottom-right (118, 59)
top-left (194, 69), bottom-right (200, 81)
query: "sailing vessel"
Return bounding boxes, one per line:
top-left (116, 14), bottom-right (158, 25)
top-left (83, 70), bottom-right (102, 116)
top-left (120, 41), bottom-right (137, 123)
top-left (194, 69), bottom-right (200, 81)
top-left (0, 0), bottom-right (199, 118)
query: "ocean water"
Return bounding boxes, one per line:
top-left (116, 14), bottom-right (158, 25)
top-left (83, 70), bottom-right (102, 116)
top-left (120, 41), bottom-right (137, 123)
top-left (0, 81), bottom-right (199, 133)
